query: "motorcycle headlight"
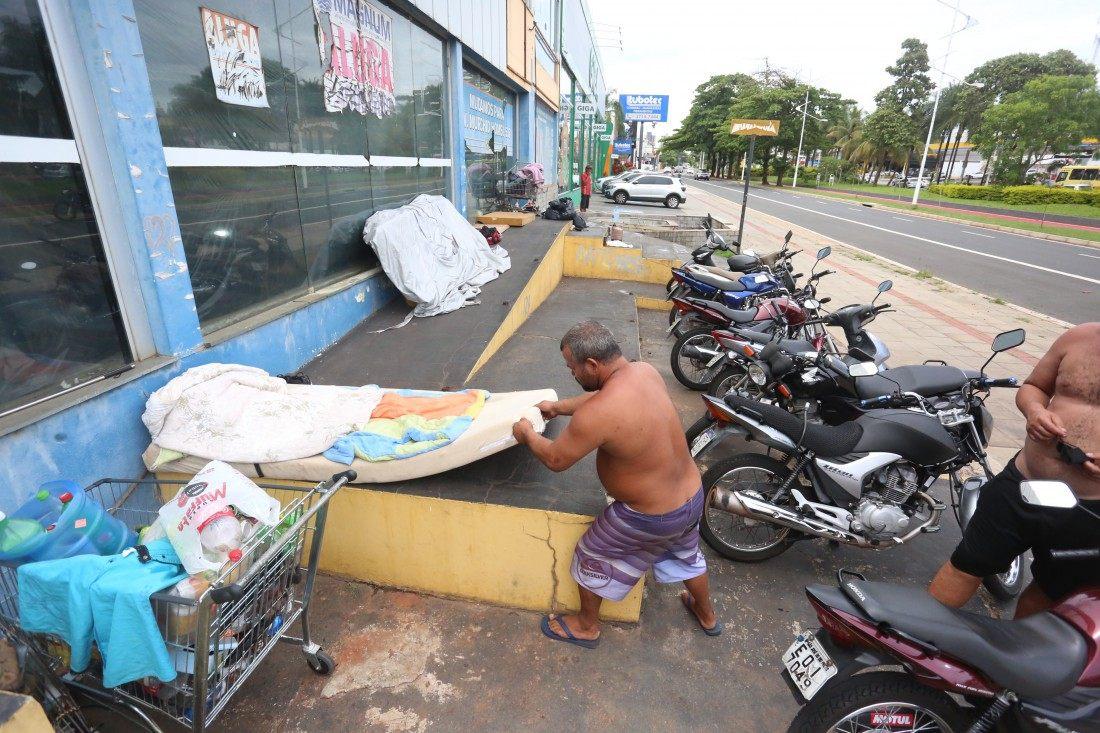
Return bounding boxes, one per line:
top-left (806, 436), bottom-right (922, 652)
top-left (747, 362), bottom-right (767, 386)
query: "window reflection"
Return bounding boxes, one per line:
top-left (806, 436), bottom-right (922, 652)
top-left (0, 1), bottom-right (71, 138)
top-left (0, 164), bottom-right (129, 415)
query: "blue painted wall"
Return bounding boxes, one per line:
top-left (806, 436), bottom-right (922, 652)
top-left (0, 275), bottom-right (395, 509)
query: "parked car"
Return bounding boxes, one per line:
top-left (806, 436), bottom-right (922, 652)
top-left (601, 170), bottom-right (644, 195)
top-left (888, 176), bottom-right (930, 188)
top-left (694, 170), bottom-right (711, 180)
top-left (607, 174), bottom-right (687, 208)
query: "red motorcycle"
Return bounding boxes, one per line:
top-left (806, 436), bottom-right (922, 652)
top-left (785, 481), bottom-right (1100, 733)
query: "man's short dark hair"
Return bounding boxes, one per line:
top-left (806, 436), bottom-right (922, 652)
top-left (585, 165), bottom-right (592, 171)
top-left (560, 320), bottom-right (622, 363)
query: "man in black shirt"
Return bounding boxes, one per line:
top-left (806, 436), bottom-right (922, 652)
top-left (929, 323), bottom-right (1100, 617)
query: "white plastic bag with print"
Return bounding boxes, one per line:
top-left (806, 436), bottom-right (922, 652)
top-left (158, 461), bottom-right (281, 575)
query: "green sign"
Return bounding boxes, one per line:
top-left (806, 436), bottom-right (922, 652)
top-left (592, 122), bottom-right (611, 134)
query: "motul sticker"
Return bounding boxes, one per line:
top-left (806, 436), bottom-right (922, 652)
top-left (870, 711), bottom-right (914, 727)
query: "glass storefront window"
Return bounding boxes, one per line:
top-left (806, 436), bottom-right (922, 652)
top-left (558, 78), bottom-right (572, 190)
top-left (133, 0), bottom-right (449, 332)
top-left (462, 66), bottom-right (516, 219)
top-left (0, 1), bottom-right (131, 417)
top-left (535, 103), bottom-right (557, 188)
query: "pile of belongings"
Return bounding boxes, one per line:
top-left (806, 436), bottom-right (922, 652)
top-left (478, 225), bottom-right (503, 246)
top-left (542, 196), bottom-right (575, 221)
top-left (364, 194), bottom-right (510, 319)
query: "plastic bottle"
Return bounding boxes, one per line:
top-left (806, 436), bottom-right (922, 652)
top-left (198, 510), bottom-right (242, 557)
top-left (163, 575), bottom-right (211, 641)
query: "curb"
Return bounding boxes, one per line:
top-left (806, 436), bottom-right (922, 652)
top-left (774, 185), bottom-right (1100, 249)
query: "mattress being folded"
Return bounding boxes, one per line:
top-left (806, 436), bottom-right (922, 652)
top-left (143, 389), bottom-right (556, 484)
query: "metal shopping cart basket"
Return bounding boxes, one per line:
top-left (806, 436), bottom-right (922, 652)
top-left (498, 165), bottom-right (543, 211)
top-left (0, 470), bottom-right (355, 732)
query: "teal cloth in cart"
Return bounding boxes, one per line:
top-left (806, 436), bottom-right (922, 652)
top-left (18, 539), bottom-right (187, 687)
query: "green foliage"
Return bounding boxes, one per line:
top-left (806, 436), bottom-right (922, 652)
top-left (973, 75), bottom-right (1100, 184)
top-left (1000, 185), bottom-right (1100, 206)
top-left (817, 157), bottom-right (858, 182)
top-left (874, 38), bottom-right (933, 119)
top-left (927, 184), bottom-right (1004, 201)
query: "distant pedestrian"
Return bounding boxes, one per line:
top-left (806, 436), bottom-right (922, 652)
top-left (580, 165), bottom-right (592, 212)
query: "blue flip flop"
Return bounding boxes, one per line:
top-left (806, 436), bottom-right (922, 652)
top-left (681, 592), bottom-right (723, 636)
top-left (540, 614), bottom-right (600, 649)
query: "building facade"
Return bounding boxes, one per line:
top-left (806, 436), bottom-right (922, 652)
top-left (0, 0), bottom-right (607, 506)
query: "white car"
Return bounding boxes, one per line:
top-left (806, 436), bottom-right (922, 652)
top-left (601, 170), bottom-right (644, 195)
top-left (607, 174), bottom-right (688, 208)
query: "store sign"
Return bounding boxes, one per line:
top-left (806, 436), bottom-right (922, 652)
top-left (619, 94), bottom-right (668, 122)
top-left (200, 8), bottom-right (268, 108)
top-left (598, 133), bottom-right (612, 142)
top-left (575, 102), bottom-right (597, 116)
top-left (592, 122), bottom-right (611, 134)
top-left (464, 83), bottom-right (514, 154)
top-left (730, 118), bottom-right (780, 136)
top-left (314, 0), bottom-right (396, 118)
top-left (613, 139), bottom-right (634, 155)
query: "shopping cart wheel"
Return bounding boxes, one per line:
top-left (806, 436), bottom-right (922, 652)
top-left (306, 649), bottom-right (336, 675)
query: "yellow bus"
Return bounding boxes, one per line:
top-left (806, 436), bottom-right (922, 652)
top-left (1054, 165), bottom-right (1100, 190)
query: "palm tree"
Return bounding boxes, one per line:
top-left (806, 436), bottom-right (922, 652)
top-left (827, 106), bottom-right (863, 159)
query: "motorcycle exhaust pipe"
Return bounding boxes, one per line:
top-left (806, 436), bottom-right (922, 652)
top-left (681, 344), bottom-right (723, 361)
top-left (708, 487), bottom-right (944, 549)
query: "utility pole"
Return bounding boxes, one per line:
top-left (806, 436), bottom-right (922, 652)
top-left (737, 137), bottom-right (755, 248)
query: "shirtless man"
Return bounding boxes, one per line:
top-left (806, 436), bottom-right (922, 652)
top-left (930, 323), bottom-right (1100, 617)
top-left (512, 320), bottom-right (720, 647)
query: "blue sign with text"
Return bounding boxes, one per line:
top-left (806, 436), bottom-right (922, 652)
top-left (613, 139), bottom-right (634, 155)
top-left (619, 94), bottom-right (669, 122)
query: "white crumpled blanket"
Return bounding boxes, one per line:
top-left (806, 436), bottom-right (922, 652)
top-left (364, 194), bottom-right (510, 318)
top-left (142, 364), bottom-right (383, 463)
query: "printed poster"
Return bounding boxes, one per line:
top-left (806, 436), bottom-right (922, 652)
top-left (200, 7), bottom-right (269, 108)
top-left (313, 0), bottom-right (396, 118)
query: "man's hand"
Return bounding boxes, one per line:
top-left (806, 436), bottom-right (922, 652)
top-left (1024, 405), bottom-right (1067, 443)
top-left (512, 417), bottom-right (534, 445)
top-left (536, 400), bottom-right (558, 420)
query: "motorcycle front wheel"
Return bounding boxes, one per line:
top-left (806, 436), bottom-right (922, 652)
top-left (787, 671), bottom-right (968, 733)
top-left (700, 453), bottom-right (795, 561)
top-left (671, 327), bottom-right (724, 390)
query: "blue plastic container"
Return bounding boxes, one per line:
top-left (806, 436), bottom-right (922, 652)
top-left (0, 480), bottom-right (137, 563)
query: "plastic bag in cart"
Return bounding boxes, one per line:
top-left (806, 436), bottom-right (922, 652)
top-left (158, 461), bottom-right (280, 575)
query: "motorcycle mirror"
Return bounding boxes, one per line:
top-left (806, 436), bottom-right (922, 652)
top-left (816, 246), bottom-right (831, 261)
top-left (847, 362), bottom-right (878, 378)
top-left (871, 279), bottom-right (892, 306)
top-left (784, 230), bottom-right (793, 244)
top-left (991, 328), bottom-right (1025, 353)
top-left (711, 233), bottom-right (727, 247)
top-left (1020, 480), bottom-right (1077, 509)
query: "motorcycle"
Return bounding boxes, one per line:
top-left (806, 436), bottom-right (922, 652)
top-left (784, 479), bottom-right (1100, 733)
top-left (666, 230), bottom-right (799, 308)
top-left (692, 327), bottom-right (1026, 599)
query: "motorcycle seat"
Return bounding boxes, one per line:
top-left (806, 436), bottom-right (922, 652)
top-left (724, 253), bottom-right (760, 272)
top-left (703, 301), bottom-right (761, 324)
top-left (723, 393), bottom-right (863, 457)
top-left (684, 265), bottom-right (748, 292)
top-left (854, 365), bottom-right (979, 400)
top-left (805, 581), bottom-right (1088, 700)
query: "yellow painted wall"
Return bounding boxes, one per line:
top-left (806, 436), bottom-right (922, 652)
top-left (466, 223), bottom-right (568, 380)
top-left (157, 473), bottom-right (642, 622)
top-left (0, 692), bottom-right (51, 733)
top-left (635, 296), bottom-right (672, 311)
top-left (563, 236), bottom-right (674, 285)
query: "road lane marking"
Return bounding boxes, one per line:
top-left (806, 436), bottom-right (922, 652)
top-left (892, 216), bottom-right (911, 221)
top-left (961, 230), bottom-right (995, 238)
top-left (690, 181), bottom-right (1100, 286)
top-left (1079, 253), bottom-right (1100, 259)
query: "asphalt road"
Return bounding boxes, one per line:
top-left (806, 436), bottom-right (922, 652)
top-left (687, 179), bottom-right (1100, 324)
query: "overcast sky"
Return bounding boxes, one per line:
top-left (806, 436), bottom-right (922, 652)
top-left (587, 0), bottom-right (1098, 138)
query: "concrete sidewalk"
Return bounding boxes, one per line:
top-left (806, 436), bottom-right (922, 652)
top-left (207, 192), bottom-right (1069, 733)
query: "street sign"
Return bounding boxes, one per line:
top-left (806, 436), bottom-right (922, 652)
top-left (598, 133), bottom-right (612, 142)
top-left (575, 102), bottom-right (597, 115)
top-left (620, 94), bottom-right (669, 122)
top-left (730, 118), bottom-right (780, 136)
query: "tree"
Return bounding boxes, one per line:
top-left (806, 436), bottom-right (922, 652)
top-left (874, 39), bottom-right (933, 119)
top-left (605, 94), bottom-right (626, 139)
top-left (973, 74), bottom-right (1100, 183)
top-left (862, 104), bottom-right (916, 183)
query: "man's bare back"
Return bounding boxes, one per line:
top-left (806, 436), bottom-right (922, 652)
top-left (1016, 322), bottom-right (1100, 497)
top-left (581, 361), bottom-right (701, 513)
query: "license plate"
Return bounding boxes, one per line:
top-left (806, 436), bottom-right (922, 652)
top-left (690, 426), bottom-right (718, 457)
top-left (783, 633), bottom-right (837, 701)
top-left (666, 315), bottom-right (683, 334)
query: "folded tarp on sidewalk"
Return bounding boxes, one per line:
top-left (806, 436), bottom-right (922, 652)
top-left (364, 194), bottom-right (510, 318)
top-left (143, 389), bottom-right (556, 484)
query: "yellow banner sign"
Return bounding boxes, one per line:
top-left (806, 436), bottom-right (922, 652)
top-left (729, 119), bottom-right (780, 137)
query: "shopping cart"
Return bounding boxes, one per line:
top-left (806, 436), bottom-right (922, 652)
top-left (0, 470), bottom-right (355, 732)
top-left (497, 165), bottom-right (543, 211)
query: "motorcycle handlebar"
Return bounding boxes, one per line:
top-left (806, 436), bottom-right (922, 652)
top-left (859, 395), bottom-right (893, 409)
top-left (873, 303), bottom-right (892, 312)
top-left (978, 376), bottom-right (1019, 389)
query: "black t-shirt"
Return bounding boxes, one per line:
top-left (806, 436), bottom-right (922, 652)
top-left (951, 456), bottom-right (1100, 601)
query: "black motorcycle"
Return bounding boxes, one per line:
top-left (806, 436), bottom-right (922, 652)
top-left (692, 328), bottom-right (1027, 599)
